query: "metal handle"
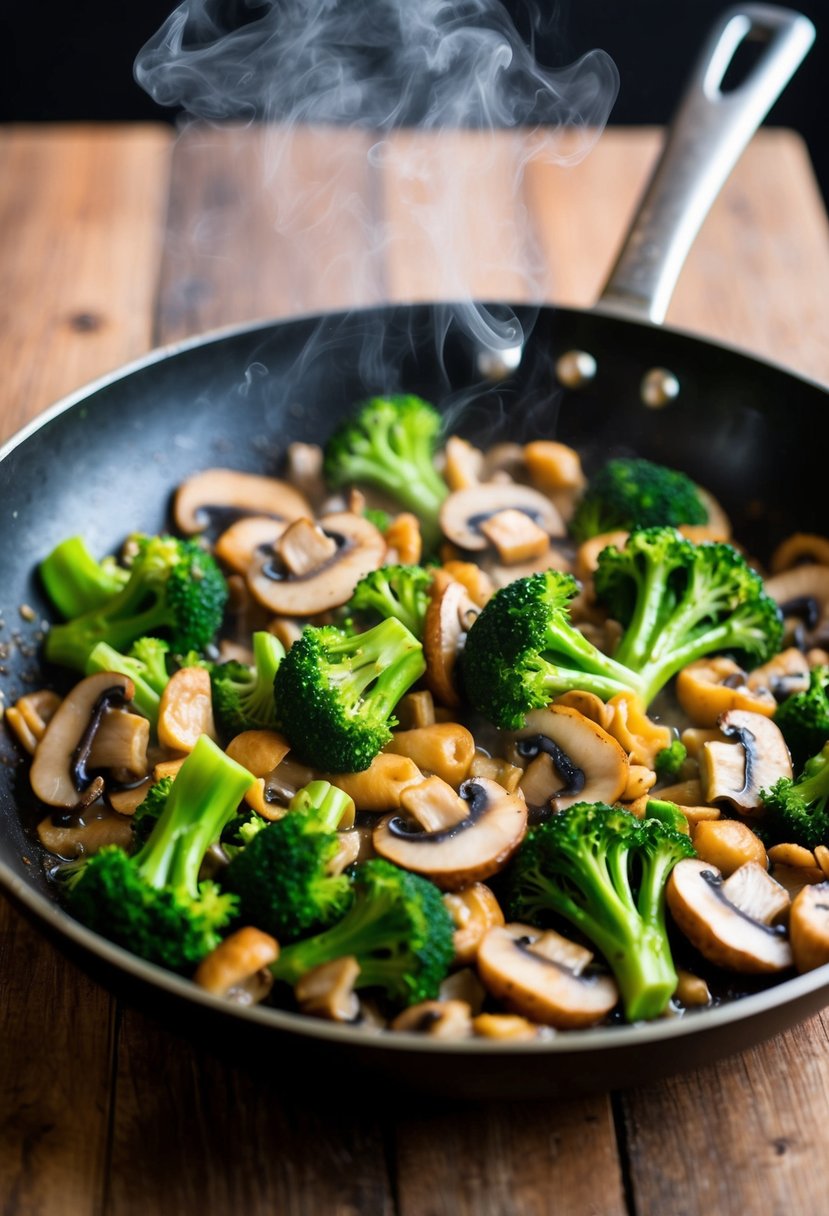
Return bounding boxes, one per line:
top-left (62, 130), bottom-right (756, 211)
top-left (596, 4), bottom-right (815, 325)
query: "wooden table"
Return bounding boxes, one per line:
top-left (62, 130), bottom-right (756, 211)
top-left (1, 122), bottom-right (828, 1215)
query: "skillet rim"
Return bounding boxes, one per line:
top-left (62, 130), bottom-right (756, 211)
top-left (1, 300), bottom-right (827, 1060)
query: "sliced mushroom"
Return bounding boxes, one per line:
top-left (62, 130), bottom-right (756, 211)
top-left (294, 955), bottom-right (360, 1022)
top-left (246, 510), bottom-right (385, 615)
top-left (174, 468), bottom-right (311, 535)
top-left (383, 512), bottom-right (422, 566)
top-left (472, 1013), bottom-right (542, 1040)
top-left (476, 923), bottom-right (619, 1029)
top-left (325, 752), bottom-right (424, 813)
top-left (666, 858), bottom-right (793, 973)
top-left (478, 508), bottom-right (552, 564)
top-left (602, 691), bottom-right (673, 769)
top-left (383, 722), bottom-right (475, 787)
top-left (423, 575), bottom-right (480, 709)
top-left (676, 657), bottom-right (777, 727)
top-left (506, 706), bottom-right (629, 816)
top-left (4, 689), bottom-right (62, 755)
top-left (770, 532), bottom-right (829, 574)
top-left (700, 709), bottom-right (792, 815)
top-left (443, 881), bottom-right (505, 966)
top-left (37, 803), bottom-right (135, 858)
top-left (439, 483), bottom-right (565, 552)
top-left (284, 442), bottom-right (327, 510)
top-left (399, 776), bottom-right (471, 832)
top-left (789, 882), bottom-right (829, 972)
top-left (87, 708), bottom-right (150, 779)
top-left (157, 666), bottom-right (217, 754)
top-left (391, 999), bottom-right (473, 1038)
top-left (214, 515), bottom-right (289, 575)
top-left (745, 647), bottom-right (811, 700)
top-left (372, 776), bottom-right (527, 890)
top-left (692, 818), bottom-right (768, 877)
top-left (30, 672), bottom-right (135, 808)
top-left (275, 517), bottom-right (338, 577)
top-left (194, 926), bottom-right (279, 1003)
top-left (764, 564), bottom-right (829, 650)
top-left (226, 729), bottom-right (292, 821)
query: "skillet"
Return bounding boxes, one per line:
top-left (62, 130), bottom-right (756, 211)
top-left (0, 4), bottom-right (826, 1099)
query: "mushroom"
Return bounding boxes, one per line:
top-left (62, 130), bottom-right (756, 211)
top-left (506, 706), bottom-right (629, 816)
top-left (478, 509), bottom-right (552, 564)
top-left (602, 690), bottom-right (673, 769)
top-left (666, 858), bottom-right (793, 973)
top-left (745, 648), bottom-right (811, 700)
top-left (391, 999), bottom-right (473, 1038)
top-left (157, 666), bottom-right (217, 754)
top-left (476, 923), bottom-right (619, 1029)
top-left (246, 510), bottom-right (386, 616)
top-left (4, 688), bottom-right (62, 755)
top-left (194, 926), bottom-right (279, 1004)
top-left (294, 955), bottom-right (361, 1023)
top-left (174, 468), bottom-right (312, 535)
top-left (423, 574), bottom-right (480, 709)
top-left (443, 435), bottom-right (485, 490)
top-left (692, 818), bottom-right (768, 877)
top-left (471, 1013), bottom-right (542, 1041)
top-left (789, 882), bottom-right (829, 973)
top-left (284, 442), bottom-right (327, 510)
top-left (383, 722), bottom-right (475, 787)
top-left (676, 657), bottom-right (777, 727)
top-left (325, 752), bottom-right (423, 813)
top-left (443, 881), bottom-right (506, 966)
top-left (700, 709), bottom-right (792, 815)
top-left (372, 776), bottom-right (527, 890)
top-left (214, 515), bottom-right (289, 575)
top-left (30, 672), bottom-right (136, 808)
top-left (770, 532), bottom-right (829, 574)
top-left (87, 707), bottom-right (150, 781)
top-left (439, 483), bottom-right (565, 552)
top-left (764, 564), bottom-right (829, 650)
top-left (383, 512), bottom-right (422, 566)
top-left (225, 728), bottom-right (292, 821)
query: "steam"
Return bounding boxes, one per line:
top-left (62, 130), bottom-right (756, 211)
top-left (136, 0), bottom-right (618, 367)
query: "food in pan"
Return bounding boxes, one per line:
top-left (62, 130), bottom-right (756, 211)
top-left (8, 393), bottom-right (829, 1039)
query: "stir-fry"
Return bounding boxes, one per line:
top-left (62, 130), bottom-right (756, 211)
top-left (8, 393), bottom-right (829, 1041)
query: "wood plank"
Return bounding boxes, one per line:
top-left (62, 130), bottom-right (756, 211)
top-left (622, 1013), bottom-right (829, 1216)
top-left (0, 123), bottom-right (172, 1214)
top-left (394, 1094), bottom-right (627, 1216)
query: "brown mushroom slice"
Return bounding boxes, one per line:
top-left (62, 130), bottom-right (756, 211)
top-left (246, 510), bottom-right (386, 615)
top-left (174, 468), bottom-right (312, 535)
top-left (666, 858), bottom-right (793, 973)
top-left (692, 818), bottom-right (768, 876)
top-left (383, 512), bottom-right (422, 566)
top-left (443, 882), bottom-right (506, 966)
top-left (478, 508), bottom-right (551, 564)
top-left (284, 442), bottom-right (327, 510)
top-left (603, 690), bottom-right (673, 769)
top-left (157, 667), bottom-right (217, 754)
top-left (194, 926), bottom-right (279, 1003)
top-left (30, 672), bottom-right (135, 808)
top-left (771, 532), bottom-right (829, 573)
top-left (276, 517), bottom-right (338, 577)
top-left (400, 776), bottom-right (470, 832)
top-left (764, 564), bottom-right (829, 650)
top-left (87, 708), bottom-right (150, 778)
top-left (443, 435), bottom-right (484, 490)
top-left (294, 956), bottom-right (361, 1022)
top-left (439, 483), bottom-right (565, 552)
top-left (676, 657), bottom-right (776, 727)
top-left (4, 689), bottom-right (62, 755)
top-left (789, 882), bottom-right (829, 973)
top-left (507, 706), bottom-right (629, 815)
top-left (384, 722), bottom-right (475, 786)
top-left (373, 777), bottom-right (527, 891)
top-left (700, 709), bottom-right (792, 815)
top-left (214, 515), bottom-right (289, 575)
top-left (391, 999), bottom-right (473, 1038)
top-left (745, 647), bottom-right (810, 700)
top-left (477, 923), bottom-right (619, 1029)
top-left (423, 575), bottom-right (479, 709)
top-left (37, 804), bottom-right (135, 858)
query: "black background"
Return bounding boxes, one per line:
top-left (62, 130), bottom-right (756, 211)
top-left (1, 0), bottom-right (826, 203)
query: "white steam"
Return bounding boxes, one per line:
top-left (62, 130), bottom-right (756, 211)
top-left (136, 0), bottom-right (618, 356)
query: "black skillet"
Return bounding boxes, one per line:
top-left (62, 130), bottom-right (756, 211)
top-left (0, 5), bottom-right (826, 1099)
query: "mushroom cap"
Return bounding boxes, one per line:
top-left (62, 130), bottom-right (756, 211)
top-left (174, 468), bottom-right (312, 535)
top-left (476, 923), bottom-right (619, 1029)
top-left (439, 483), bottom-right (565, 552)
top-left (764, 564), bottom-right (829, 650)
top-left (789, 882), bottom-right (829, 974)
top-left (700, 709), bottom-right (792, 814)
top-left (372, 776), bottom-right (527, 891)
top-left (214, 515), bottom-right (289, 574)
top-left (666, 858), bottom-right (794, 973)
top-left (246, 511), bottom-right (386, 615)
top-left (507, 705), bottom-right (629, 813)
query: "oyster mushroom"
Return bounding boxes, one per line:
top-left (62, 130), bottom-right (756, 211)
top-left (372, 776), bottom-right (527, 890)
top-left (666, 858), bottom-right (793, 973)
top-left (174, 468), bottom-right (311, 535)
top-left (30, 672), bottom-right (137, 807)
top-left (700, 709), bottom-right (792, 814)
top-left (246, 510), bottom-right (385, 615)
top-left (476, 923), bottom-right (619, 1029)
top-left (506, 705), bottom-right (629, 817)
top-left (439, 483), bottom-right (565, 552)
top-left (764, 564), bottom-right (829, 650)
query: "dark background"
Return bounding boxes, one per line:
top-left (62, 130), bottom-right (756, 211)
top-left (1, 0), bottom-right (826, 203)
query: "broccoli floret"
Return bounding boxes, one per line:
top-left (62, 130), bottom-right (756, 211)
top-left (44, 534), bottom-right (228, 673)
top-left (66, 736), bottom-right (254, 971)
top-left (363, 507), bottom-right (392, 532)
top-left (132, 774), bottom-right (174, 846)
top-left (274, 618), bottom-right (426, 772)
top-left (773, 665), bottom-right (829, 770)
top-left (222, 781), bottom-right (355, 942)
top-left (40, 535), bottom-right (130, 619)
top-left (460, 569), bottom-right (648, 729)
top-left (654, 740), bottom-right (688, 781)
top-left (760, 740), bottom-right (829, 850)
top-left (571, 457), bottom-right (708, 542)
top-left (505, 802), bottom-right (695, 1021)
top-left (594, 528), bottom-right (783, 707)
top-left (85, 636), bottom-right (171, 726)
top-left (643, 797), bottom-right (691, 835)
top-left (210, 631), bottom-right (285, 739)
top-left (346, 564), bottom-right (433, 639)
top-left (323, 395), bottom-right (448, 548)
top-left (271, 858), bottom-right (455, 1007)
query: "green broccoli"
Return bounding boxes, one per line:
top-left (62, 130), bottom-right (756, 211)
top-left (505, 802), bottom-right (695, 1021)
top-left (654, 740), bottom-right (688, 782)
top-left (40, 535), bottom-right (130, 618)
top-left (773, 665), bottom-right (829, 770)
top-left (221, 780), bottom-right (355, 942)
top-left (44, 534), bottom-right (228, 672)
top-left (274, 618), bottom-right (426, 772)
top-left (346, 564), bottom-right (433, 639)
top-left (271, 858), bottom-right (455, 1007)
top-left (132, 774), bottom-right (174, 846)
top-left (571, 457), bottom-right (708, 542)
top-left (323, 395), bottom-right (448, 548)
top-left (85, 636), bottom-right (171, 726)
top-left (210, 630), bottom-right (285, 739)
top-left (66, 735), bottom-right (254, 971)
top-left (760, 740), bottom-right (829, 850)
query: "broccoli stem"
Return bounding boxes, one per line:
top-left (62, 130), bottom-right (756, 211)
top-left (272, 880), bottom-right (400, 986)
top-left (325, 618), bottom-right (426, 721)
top-left (40, 536), bottom-right (128, 619)
top-left (288, 781), bottom-right (354, 831)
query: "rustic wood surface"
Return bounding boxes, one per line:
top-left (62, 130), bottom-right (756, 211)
top-left (0, 121), bottom-right (828, 1216)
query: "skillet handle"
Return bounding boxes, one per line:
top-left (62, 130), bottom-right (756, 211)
top-left (595, 4), bottom-right (814, 325)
